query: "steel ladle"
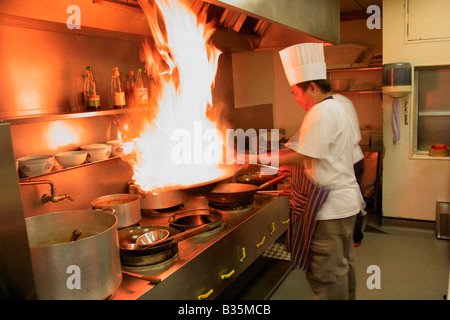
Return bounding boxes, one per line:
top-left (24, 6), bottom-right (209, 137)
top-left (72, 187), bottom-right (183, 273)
top-left (121, 224), bottom-right (209, 250)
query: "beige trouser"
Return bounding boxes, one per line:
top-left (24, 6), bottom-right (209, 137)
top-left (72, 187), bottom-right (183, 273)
top-left (306, 215), bottom-right (357, 300)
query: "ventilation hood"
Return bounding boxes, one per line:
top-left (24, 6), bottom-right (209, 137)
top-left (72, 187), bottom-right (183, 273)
top-left (97, 0), bottom-right (340, 51)
top-left (202, 0), bottom-right (340, 51)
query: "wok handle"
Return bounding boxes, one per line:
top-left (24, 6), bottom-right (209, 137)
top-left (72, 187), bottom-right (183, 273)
top-left (258, 173), bottom-right (289, 190)
top-left (143, 224), bottom-right (209, 249)
top-left (122, 271), bottom-right (161, 284)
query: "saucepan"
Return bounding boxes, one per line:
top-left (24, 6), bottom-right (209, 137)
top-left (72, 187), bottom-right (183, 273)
top-left (128, 182), bottom-right (187, 210)
top-left (91, 193), bottom-right (141, 228)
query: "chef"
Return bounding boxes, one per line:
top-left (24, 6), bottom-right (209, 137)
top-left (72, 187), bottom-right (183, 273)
top-left (276, 42), bottom-right (365, 300)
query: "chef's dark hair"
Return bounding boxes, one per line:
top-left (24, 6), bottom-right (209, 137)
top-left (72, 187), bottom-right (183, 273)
top-left (296, 80), bottom-right (331, 93)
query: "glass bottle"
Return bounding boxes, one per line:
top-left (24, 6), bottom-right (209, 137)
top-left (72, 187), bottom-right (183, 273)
top-left (111, 67), bottom-right (126, 109)
top-left (135, 68), bottom-right (149, 105)
top-left (84, 66), bottom-right (100, 111)
top-left (126, 70), bottom-right (135, 102)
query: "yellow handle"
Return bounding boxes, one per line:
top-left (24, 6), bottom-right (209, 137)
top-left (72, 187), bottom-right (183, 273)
top-left (256, 236), bottom-right (266, 248)
top-left (282, 218), bottom-right (290, 224)
top-left (239, 247), bottom-right (246, 263)
top-left (220, 270), bottom-right (235, 280)
top-left (270, 222), bottom-right (276, 235)
top-left (198, 289), bottom-right (214, 300)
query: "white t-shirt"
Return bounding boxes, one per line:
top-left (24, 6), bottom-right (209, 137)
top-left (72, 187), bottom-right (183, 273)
top-left (285, 97), bottom-right (364, 220)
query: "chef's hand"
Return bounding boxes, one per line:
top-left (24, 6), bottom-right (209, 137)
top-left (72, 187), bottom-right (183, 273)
top-left (277, 166), bottom-right (291, 176)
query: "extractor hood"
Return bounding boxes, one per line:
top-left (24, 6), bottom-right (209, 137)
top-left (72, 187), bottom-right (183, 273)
top-left (96, 0), bottom-right (340, 51)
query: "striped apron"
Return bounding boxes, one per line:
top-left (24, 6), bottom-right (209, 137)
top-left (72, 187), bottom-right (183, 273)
top-left (285, 165), bottom-right (330, 271)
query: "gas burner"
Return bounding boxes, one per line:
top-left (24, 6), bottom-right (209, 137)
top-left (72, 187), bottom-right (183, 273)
top-left (208, 199), bottom-right (255, 211)
top-left (168, 209), bottom-right (223, 233)
top-left (153, 203), bottom-right (185, 214)
top-left (121, 252), bottom-right (180, 275)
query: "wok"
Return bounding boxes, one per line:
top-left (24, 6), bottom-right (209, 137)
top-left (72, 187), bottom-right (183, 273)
top-left (178, 164), bottom-right (244, 196)
top-left (206, 173), bottom-right (289, 204)
top-left (118, 225), bottom-right (180, 267)
top-left (235, 172), bottom-right (278, 186)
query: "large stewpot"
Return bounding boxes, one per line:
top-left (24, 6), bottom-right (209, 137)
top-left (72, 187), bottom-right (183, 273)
top-left (91, 193), bottom-right (141, 228)
top-left (25, 209), bottom-right (122, 300)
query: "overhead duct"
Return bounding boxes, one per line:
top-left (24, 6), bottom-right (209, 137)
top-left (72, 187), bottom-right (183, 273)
top-left (95, 0), bottom-right (340, 51)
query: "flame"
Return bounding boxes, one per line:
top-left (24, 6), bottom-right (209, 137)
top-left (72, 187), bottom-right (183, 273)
top-left (120, 0), bottom-right (225, 192)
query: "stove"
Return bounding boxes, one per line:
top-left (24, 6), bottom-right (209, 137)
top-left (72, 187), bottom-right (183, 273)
top-left (113, 193), bottom-right (290, 300)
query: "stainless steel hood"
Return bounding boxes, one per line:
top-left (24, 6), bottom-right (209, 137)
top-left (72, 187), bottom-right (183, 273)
top-left (98, 0), bottom-right (340, 51)
top-left (202, 0), bottom-right (340, 51)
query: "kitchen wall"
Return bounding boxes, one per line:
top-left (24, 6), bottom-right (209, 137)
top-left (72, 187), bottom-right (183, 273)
top-left (382, 0), bottom-right (450, 221)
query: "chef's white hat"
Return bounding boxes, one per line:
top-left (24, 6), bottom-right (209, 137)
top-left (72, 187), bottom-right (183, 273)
top-left (279, 43), bottom-right (327, 86)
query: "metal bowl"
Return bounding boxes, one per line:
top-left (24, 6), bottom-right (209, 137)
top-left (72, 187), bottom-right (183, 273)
top-left (136, 229), bottom-right (170, 246)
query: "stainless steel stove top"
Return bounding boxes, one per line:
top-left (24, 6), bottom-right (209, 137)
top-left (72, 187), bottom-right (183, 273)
top-left (114, 193), bottom-right (290, 300)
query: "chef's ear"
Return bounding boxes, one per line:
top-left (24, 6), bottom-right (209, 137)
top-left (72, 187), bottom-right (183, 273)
top-left (308, 82), bottom-right (318, 93)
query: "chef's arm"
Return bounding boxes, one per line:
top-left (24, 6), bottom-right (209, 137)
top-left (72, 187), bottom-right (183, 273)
top-left (245, 148), bottom-right (310, 167)
top-left (276, 148), bottom-right (310, 166)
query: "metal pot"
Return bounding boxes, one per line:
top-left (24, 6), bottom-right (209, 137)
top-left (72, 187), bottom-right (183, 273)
top-left (91, 193), bottom-right (141, 228)
top-left (128, 182), bottom-right (187, 210)
top-left (25, 209), bottom-right (122, 300)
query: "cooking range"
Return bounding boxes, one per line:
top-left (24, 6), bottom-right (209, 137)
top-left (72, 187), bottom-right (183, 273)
top-left (113, 192), bottom-right (290, 300)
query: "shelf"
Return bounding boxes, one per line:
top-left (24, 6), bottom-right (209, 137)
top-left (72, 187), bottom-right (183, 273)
top-left (18, 156), bottom-right (124, 182)
top-left (327, 66), bottom-right (382, 72)
top-left (0, 107), bottom-right (151, 125)
top-left (334, 90), bottom-right (382, 94)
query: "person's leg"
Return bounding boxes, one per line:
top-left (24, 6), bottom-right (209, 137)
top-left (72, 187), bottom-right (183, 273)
top-left (306, 215), bottom-right (356, 300)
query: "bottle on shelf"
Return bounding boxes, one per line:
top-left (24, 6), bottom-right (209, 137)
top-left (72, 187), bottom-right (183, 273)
top-left (84, 66), bottom-right (100, 111)
top-left (135, 68), bottom-right (149, 106)
top-left (111, 67), bottom-right (126, 109)
top-left (126, 70), bottom-right (135, 103)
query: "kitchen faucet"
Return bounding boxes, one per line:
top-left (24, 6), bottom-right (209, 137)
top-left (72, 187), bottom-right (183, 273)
top-left (19, 180), bottom-right (74, 203)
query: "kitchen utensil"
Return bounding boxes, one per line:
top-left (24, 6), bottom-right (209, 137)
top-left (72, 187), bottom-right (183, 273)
top-left (91, 193), bottom-right (141, 228)
top-left (168, 209), bottom-right (223, 231)
top-left (122, 271), bottom-right (161, 284)
top-left (55, 151), bottom-right (87, 167)
top-left (106, 139), bottom-right (135, 157)
top-left (69, 229), bottom-right (82, 242)
top-left (25, 209), bottom-right (122, 300)
top-left (206, 173), bottom-right (289, 204)
top-left (429, 144), bottom-right (449, 157)
top-left (128, 183), bottom-right (187, 210)
top-left (81, 143), bottom-right (112, 162)
top-left (118, 226), bottom-right (180, 267)
top-left (235, 172), bottom-right (278, 186)
top-left (136, 229), bottom-right (170, 246)
top-left (122, 224), bottom-right (210, 250)
top-left (331, 79), bottom-right (352, 91)
top-left (17, 155), bottom-right (54, 177)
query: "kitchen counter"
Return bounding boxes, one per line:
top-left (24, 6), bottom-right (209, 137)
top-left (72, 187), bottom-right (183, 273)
top-left (113, 194), bottom-right (290, 300)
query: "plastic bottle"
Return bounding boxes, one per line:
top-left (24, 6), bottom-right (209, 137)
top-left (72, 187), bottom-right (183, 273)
top-left (126, 70), bottom-right (135, 102)
top-left (111, 67), bottom-right (126, 108)
top-left (84, 66), bottom-right (100, 111)
top-left (135, 68), bottom-right (149, 105)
